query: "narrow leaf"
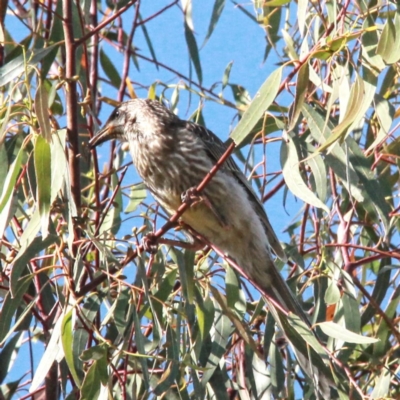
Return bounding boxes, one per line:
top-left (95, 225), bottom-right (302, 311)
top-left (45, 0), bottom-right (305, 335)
top-left (0, 332), bottom-right (23, 384)
top-left (184, 22), bottom-right (203, 84)
top-left (230, 67), bottom-right (282, 145)
top-left (50, 129), bottom-right (67, 203)
top-left (288, 62), bottom-right (309, 131)
top-left (10, 234), bottom-right (58, 297)
top-left (139, 13), bottom-right (158, 68)
top-left (317, 73), bottom-right (365, 152)
top-left (377, 14), bottom-right (400, 64)
top-left (346, 138), bottom-right (390, 233)
top-left (61, 308), bottom-right (82, 386)
top-left (0, 279), bottom-right (31, 345)
top-left (318, 321), bottom-right (379, 343)
top-left (80, 362), bottom-right (101, 400)
top-left (202, 0), bottom-right (226, 47)
top-left (30, 315), bottom-right (63, 392)
top-left (281, 134), bottom-right (329, 212)
top-left (201, 300), bottom-right (233, 386)
top-left (302, 104), bottom-right (364, 202)
top-left (35, 83), bottom-right (52, 142)
top-left (100, 48), bottom-right (122, 88)
top-left (305, 148), bottom-right (327, 203)
top-left (0, 45), bottom-right (57, 87)
top-left (298, 0), bottom-right (308, 37)
top-left (34, 135), bottom-right (51, 238)
top-left (221, 61), bottom-right (233, 90)
top-left (0, 146), bottom-right (24, 213)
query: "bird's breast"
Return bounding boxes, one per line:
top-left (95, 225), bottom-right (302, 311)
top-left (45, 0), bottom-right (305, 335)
top-left (154, 191), bottom-right (226, 237)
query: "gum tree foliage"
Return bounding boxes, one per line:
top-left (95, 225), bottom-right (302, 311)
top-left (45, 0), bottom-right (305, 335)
top-left (0, 0), bottom-right (399, 399)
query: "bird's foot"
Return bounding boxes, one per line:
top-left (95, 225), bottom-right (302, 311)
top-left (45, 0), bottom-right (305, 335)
top-left (181, 188), bottom-right (231, 230)
top-left (141, 233), bottom-right (159, 254)
top-left (181, 187), bottom-right (203, 207)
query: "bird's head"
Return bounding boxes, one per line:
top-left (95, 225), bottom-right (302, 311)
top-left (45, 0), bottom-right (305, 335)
top-left (89, 99), bottom-right (180, 150)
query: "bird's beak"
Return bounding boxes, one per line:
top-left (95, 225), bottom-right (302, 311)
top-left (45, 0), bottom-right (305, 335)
top-left (89, 125), bottom-right (115, 149)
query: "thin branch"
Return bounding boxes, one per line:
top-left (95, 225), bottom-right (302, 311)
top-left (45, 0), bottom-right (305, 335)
top-left (74, 0), bottom-right (138, 47)
top-left (62, 0), bottom-right (81, 242)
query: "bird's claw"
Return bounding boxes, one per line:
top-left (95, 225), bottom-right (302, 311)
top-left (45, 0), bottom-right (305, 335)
top-left (181, 187), bottom-right (203, 207)
top-left (181, 188), bottom-right (231, 230)
top-left (141, 233), bottom-right (158, 254)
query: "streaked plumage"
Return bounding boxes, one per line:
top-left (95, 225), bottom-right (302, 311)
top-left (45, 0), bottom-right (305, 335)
top-left (90, 98), bottom-right (306, 318)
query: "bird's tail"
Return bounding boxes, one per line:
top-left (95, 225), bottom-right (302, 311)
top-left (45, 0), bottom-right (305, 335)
top-left (255, 259), bottom-right (338, 397)
top-left (260, 259), bottom-right (310, 325)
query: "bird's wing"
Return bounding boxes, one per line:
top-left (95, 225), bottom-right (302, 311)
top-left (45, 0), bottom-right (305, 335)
top-left (186, 121), bottom-right (286, 261)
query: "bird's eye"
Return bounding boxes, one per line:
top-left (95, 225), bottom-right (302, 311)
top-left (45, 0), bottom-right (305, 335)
top-left (110, 109), bottom-right (120, 120)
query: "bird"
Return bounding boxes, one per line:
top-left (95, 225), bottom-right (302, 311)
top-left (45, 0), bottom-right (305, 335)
top-left (89, 98), bottom-right (338, 394)
top-left (89, 98), bottom-right (302, 314)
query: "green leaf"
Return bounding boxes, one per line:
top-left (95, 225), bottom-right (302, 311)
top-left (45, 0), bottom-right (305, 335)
top-left (376, 12), bottom-right (400, 64)
top-left (153, 325), bottom-right (181, 395)
top-left (297, 0), bottom-right (308, 37)
top-left (99, 172), bottom-right (122, 235)
top-left (80, 362), bottom-right (101, 400)
top-left (100, 48), bottom-right (122, 88)
top-left (221, 60), bottom-right (233, 90)
top-left (318, 321), bottom-right (379, 344)
top-left (366, 95), bottom-right (395, 152)
top-left (30, 316), bottom-right (63, 392)
top-left (361, 259), bottom-right (392, 327)
top-left (35, 83), bottom-right (52, 142)
top-left (0, 145), bottom-right (24, 213)
top-left (269, 340), bottom-right (284, 395)
top-left (202, 0), bottom-right (226, 47)
top-left (34, 135), bottom-right (51, 238)
top-left (41, 1), bottom-right (62, 77)
top-left (10, 234), bottom-right (58, 297)
top-left (113, 288), bottom-right (131, 336)
top-left (264, 0), bottom-right (290, 5)
top-left (50, 129), bottom-right (67, 202)
top-left (282, 29), bottom-right (298, 60)
top-left (342, 291), bottom-right (361, 334)
top-left (152, 268), bottom-right (177, 323)
top-left (229, 83), bottom-right (251, 107)
top-left (371, 369), bottom-right (391, 399)
top-left (230, 67), bottom-right (282, 145)
top-left (288, 62), bottom-right (309, 131)
top-left (132, 306), bottom-right (150, 389)
top-left (195, 296), bottom-right (214, 341)
top-left (139, 13), bottom-right (158, 68)
top-left (0, 278), bottom-right (31, 345)
top-left (184, 22), bottom-right (202, 84)
top-left (305, 148), bottom-right (327, 203)
top-left (0, 186), bottom-right (16, 243)
top-left (245, 346), bottom-right (272, 398)
top-left (61, 308), bottom-right (82, 386)
top-left (373, 283), bottom-right (399, 358)
top-left (0, 332), bottom-right (23, 384)
top-left (231, 1), bottom-right (256, 22)
top-left (74, 296), bottom-right (101, 380)
top-left (281, 133), bottom-right (329, 212)
top-left (346, 138), bottom-right (390, 234)
top-left (0, 45), bottom-right (57, 87)
top-left (325, 279), bottom-right (341, 305)
top-left (225, 266), bottom-right (246, 318)
top-left (302, 104), bottom-right (364, 202)
top-left (201, 299), bottom-right (233, 386)
top-left (317, 73), bottom-right (365, 152)
top-left (361, 16), bottom-right (385, 71)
